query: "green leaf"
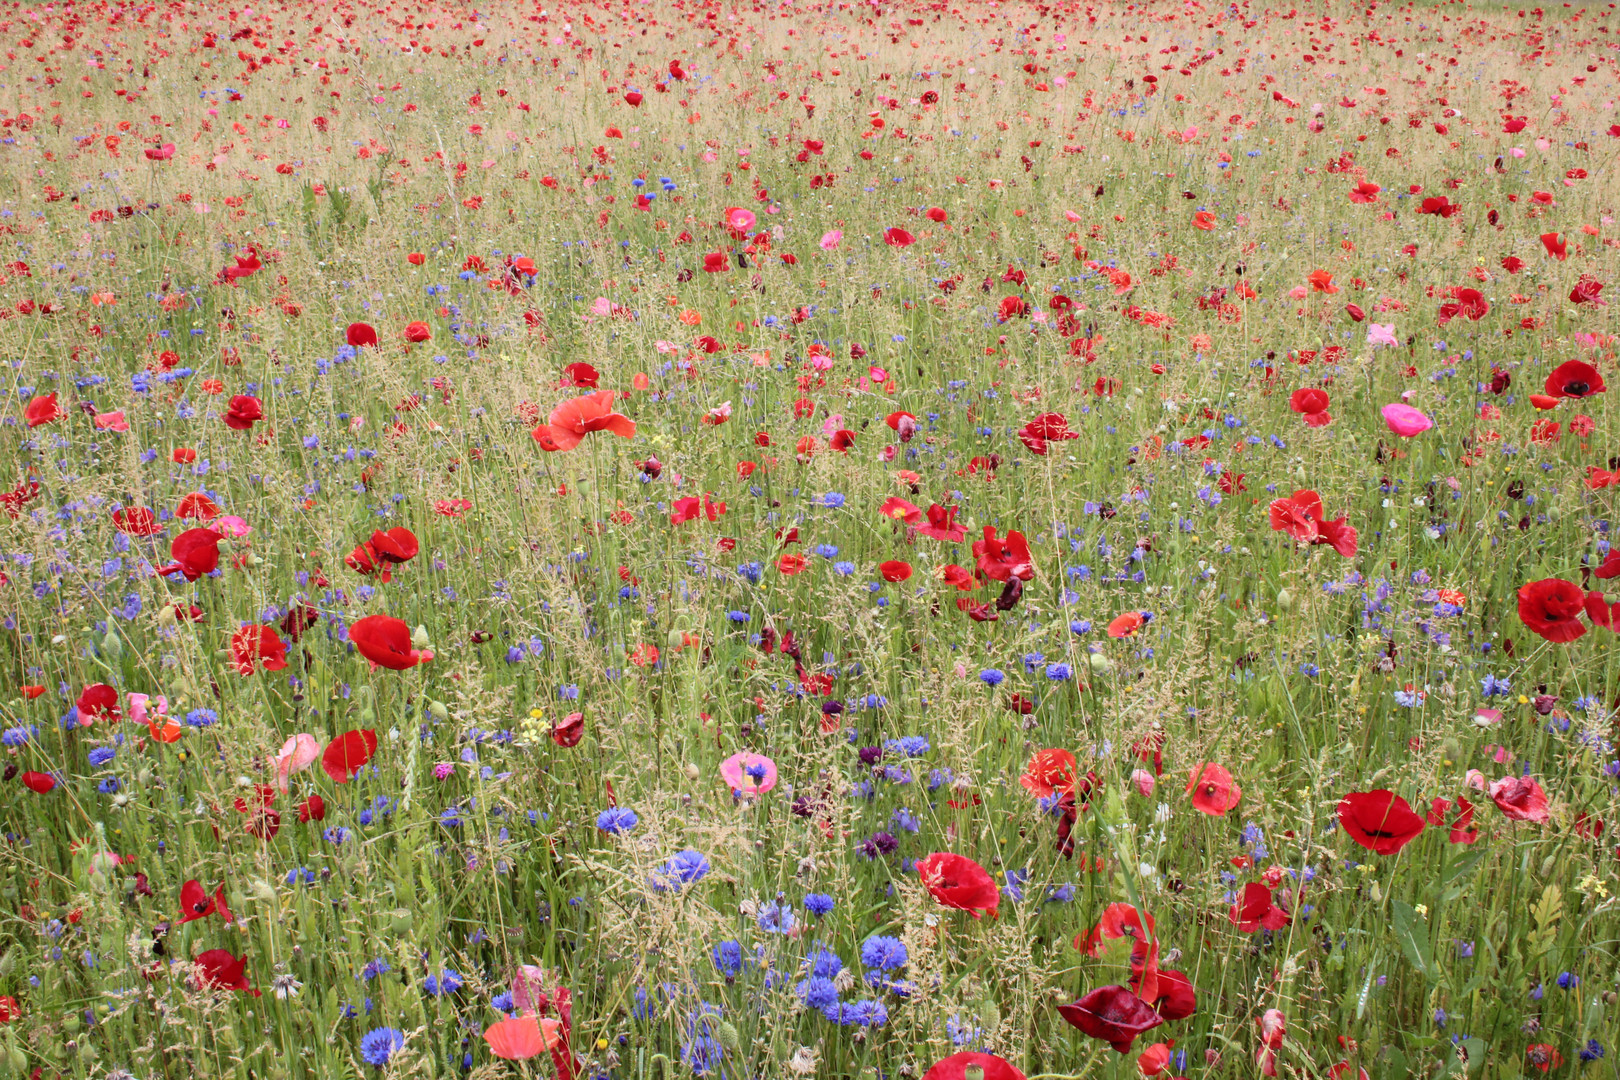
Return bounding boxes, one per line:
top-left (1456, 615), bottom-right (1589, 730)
top-left (1439, 848), bottom-right (1486, 901)
top-left (1391, 900), bottom-right (1434, 981)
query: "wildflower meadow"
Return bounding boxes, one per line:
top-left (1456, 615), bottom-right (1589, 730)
top-left (0, 0), bottom-right (1618, 1077)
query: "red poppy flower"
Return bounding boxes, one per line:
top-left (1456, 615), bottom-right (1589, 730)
top-left (194, 949), bottom-right (260, 996)
top-left (400, 320), bottom-right (431, 344)
top-left (883, 227), bottom-right (915, 246)
top-left (1267, 489), bottom-right (1357, 557)
top-left (777, 553), bottom-right (809, 576)
top-left (924, 206), bottom-right (948, 224)
top-left (20, 771), bottom-right (56, 793)
top-left (703, 251), bottom-right (729, 273)
top-left (937, 564), bottom-right (975, 590)
top-left (321, 729), bottom-right (379, 783)
top-left (1539, 231), bottom-right (1568, 261)
top-left (175, 493), bottom-right (221, 520)
top-left (1544, 360), bottom-right (1605, 400)
top-left (973, 526), bottom-right (1034, 582)
top-left (407, 252), bottom-right (425, 266)
top-left (885, 411), bottom-right (919, 442)
top-left (1107, 611), bottom-right (1145, 638)
top-left (1187, 762), bottom-right (1241, 816)
top-left (532, 390), bottom-right (636, 452)
top-left (23, 393), bottom-right (62, 428)
top-left (156, 528), bottom-right (222, 581)
top-left (1288, 388), bottom-right (1332, 427)
top-left (346, 322), bottom-right (379, 348)
top-left (1488, 775), bottom-right (1550, 823)
top-left (112, 507), bottom-right (160, 535)
top-left (879, 496), bottom-right (922, 524)
top-left (347, 527), bottom-right (420, 581)
top-left (1437, 286), bottom-right (1489, 325)
top-left (1131, 967), bottom-right (1197, 1021)
top-left (552, 711), bottom-right (585, 747)
top-left (1336, 789), bottom-right (1426, 854)
top-left (1018, 412), bottom-right (1079, 455)
top-left (1517, 578), bottom-right (1587, 643)
top-left (179, 880), bottom-right (233, 925)
top-left (1020, 749), bottom-right (1078, 798)
top-left (349, 615), bottom-right (432, 670)
top-left (879, 560), bottom-right (913, 582)
top-left (1229, 882), bottom-right (1291, 932)
top-left (1416, 195), bottom-right (1461, 218)
top-left (917, 504), bottom-right (966, 542)
top-left (230, 625), bottom-right (289, 676)
top-left (172, 447), bottom-right (198, 464)
top-left (923, 1053), bottom-right (1025, 1080)
top-left (1347, 181), bottom-right (1381, 204)
top-left (223, 395), bottom-right (263, 431)
top-left (1058, 986), bottom-right (1164, 1054)
top-left (1570, 276), bottom-right (1605, 305)
top-left (298, 795), bottom-right (326, 823)
top-left (669, 494), bottom-right (726, 525)
top-left (562, 362), bottom-right (600, 388)
top-left (915, 852), bottom-right (1000, 919)
top-left (76, 683), bottom-right (121, 724)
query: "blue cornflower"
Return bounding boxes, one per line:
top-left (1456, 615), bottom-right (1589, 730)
top-left (1045, 663), bottom-right (1073, 681)
top-left (979, 668), bottom-right (1005, 686)
top-left (816, 493), bottom-right (846, 508)
top-left (324, 827), bottom-right (352, 845)
top-left (803, 893), bottom-right (835, 916)
top-left (712, 940), bottom-right (744, 979)
top-left (423, 968), bottom-right (463, 996)
top-left (757, 899), bottom-right (797, 935)
top-left (360, 1027), bottom-right (405, 1067)
top-left (798, 976), bottom-right (839, 1010)
top-left (651, 849), bottom-right (711, 892)
top-left (87, 747), bottom-right (116, 767)
top-left (884, 735), bottom-right (930, 756)
top-left (0, 725), bottom-right (35, 748)
top-left (596, 808), bottom-right (639, 834)
top-left (185, 708), bottom-right (218, 728)
top-left (860, 935), bottom-right (907, 974)
top-left (726, 610), bottom-right (750, 624)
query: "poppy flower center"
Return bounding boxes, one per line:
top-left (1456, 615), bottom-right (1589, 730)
top-left (1563, 380), bottom-right (1590, 396)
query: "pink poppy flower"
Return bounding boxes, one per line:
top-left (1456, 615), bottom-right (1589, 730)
top-left (1381, 403), bottom-right (1433, 437)
top-left (275, 734), bottom-right (322, 793)
top-left (819, 230), bottom-right (843, 250)
top-left (93, 411), bottom-right (129, 431)
top-left (719, 752), bottom-right (778, 795)
top-left (1367, 323), bottom-right (1398, 347)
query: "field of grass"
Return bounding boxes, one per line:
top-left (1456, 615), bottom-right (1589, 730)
top-left (0, 0), bottom-right (1617, 1077)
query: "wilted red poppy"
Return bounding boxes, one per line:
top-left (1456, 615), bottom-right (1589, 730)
top-left (179, 880), bottom-right (233, 925)
top-left (112, 507), bottom-right (160, 535)
top-left (1570, 276), bottom-right (1605, 305)
top-left (973, 526), bottom-right (1034, 582)
top-left (194, 949), bottom-right (260, 996)
top-left (321, 729), bottom-right (379, 783)
top-left (1229, 882), bottom-right (1290, 932)
top-left (349, 615), bottom-right (432, 670)
top-left (923, 1053), bottom-right (1025, 1080)
top-left (553, 711), bottom-right (585, 747)
top-left (224, 395), bottom-right (263, 431)
top-left (1488, 775), bottom-right (1550, 822)
top-left (532, 391), bottom-right (636, 452)
top-left (20, 771), bottom-right (57, 793)
top-left (879, 560), bottom-right (913, 583)
top-left (23, 393), bottom-right (62, 428)
top-left (1544, 360), bottom-right (1605, 400)
top-left (1186, 763), bottom-right (1241, 816)
top-left (1517, 578), bottom-right (1588, 643)
top-left (915, 852), bottom-right (999, 920)
top-left (1020, 749), bottom-right (1077, 798)
top-left (156, 528), bottom-right (223, 581)
top-left (1336, 789), bottom-right (1426, 854)
top-left (1058, 986), bottom-right (1164, 1054)
top-left (230, 625), bottom-right (288, 676)
top-left (346, 322), bottom-right (379, 348)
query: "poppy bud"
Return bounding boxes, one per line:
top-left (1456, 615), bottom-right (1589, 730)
top-left (1088, 653), bottom-right (1112, 675)
top-left (1275, 588), bottom-right (1295, 612)
top-left (428, 700), bottom-right (449, 722)
top-left (412, 625), bottom-right (431, 651)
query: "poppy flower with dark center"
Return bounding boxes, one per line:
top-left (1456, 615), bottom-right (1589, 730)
top-left (915, 852), bottom-right (1000, 919)
top-left (1020, 749), bottom-right (1077, 798)
top-left (1544, 360), bottom-right (1605, 400)
top-left (1517, 578), bottom-right (1588, 643)
top-left (194, 949), bottom-right (260, 996)
top-left (883, 227), bottom-right (915, 246)
top-left (1437, 286), bottom-right (1489, 325)
top-left (1058, 986), bottom-right (1164, 1054)
top-left (346, 322), bottom-right (379, 348)
top-left (562, 362), bottom-right (600, 388)
top-left (1186, 762), bottom-right (1242, 816)
top-left (178, 880), bottom-right (233, 925)
top-left (1336, 789), bottom-right (1426, 854)
top-left (349, 615), bottom-right (432, 670)
top-left (230, 625), bottom-right (288, 676)
top-left (346, 527), bottom-right (419, 582)
top-left (156, 528), bottom-right (223, 581)
top-left (1018, 412), bottom-right (1079, 455)
top-left (112, 507), bottom-right (160, 535)
top-left (321, 729), bottom-right (379, 783)
top-left (223, 395), bottom-right (263, 431)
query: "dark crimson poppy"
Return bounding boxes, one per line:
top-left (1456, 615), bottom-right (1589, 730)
top-left (1229, 882), bottom-right (1291, 932)
top-left (915, 852), bottom-right (999, 919)
top-left (1344, 303), bottom-right (1366, 321)
top-left (973, 526), bottom-right (1034, 582)
top-left (1132, 967), bottom-right (1197, 1021)
top-left (20, 771), bottom-right (56, 793)
top-left (553, 711), bottom-right (585, 747)
top-left (1058, 986), bottom-right (1164, 1054)
top-left (349, 615), bottom-right (433, 670)
top-left (194, 950), bottom-right (260, 996)
top-left (879, 560), bottom-right (913, 583)
top-left (1570, 276), bottom-right (1605, 305)
top-left (917, 504), bottom-right (966, 543)
top-left (230, 625), bottom-right (288, 676)
top-left (23, 393), bottom-right (62, 428)
top-left (280, 603), bottom-right (319, 642)
top-left (346, 322), bottom-right (379, 348)
top-left (923, 1053), bottom-right (1025, 1080)
top-left (76, 683), bottom-right (121, 724)
top-left (1544, 360), bottom-right (1605, 400)
top-left (298, 794), bottom-right (326, 823)
top-left (403, 321), bottom-right (432, 343)
top-left (999, 295), bottom-right (1029, 320)
top-left (562, 362), bottom-right (599, 388)
top-left (1018, 413), bottom-right (1079, 455)
top-left (111, 507), bottom-right (159, 535)
top-left (1517, 578), bottom-right (1587, 643)
top-left (223, 395), bottom-right (263, 431)
top-left (1336, 789), bottom-right (1426, 854)
top-left (178, 880), bottom-right (233, 925)
top-left (321, 729), bottom-right (379, 783)
top-left (156, 528), bottom-right (222, 581)
top-left (175, 493), bottom-right (222, 520)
